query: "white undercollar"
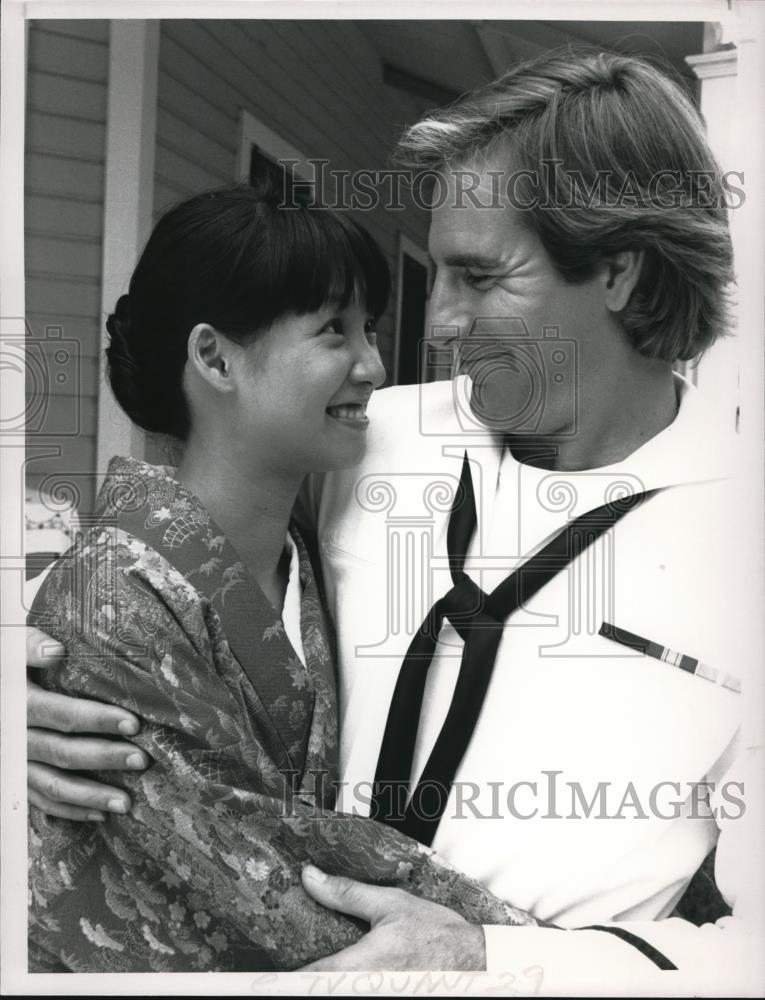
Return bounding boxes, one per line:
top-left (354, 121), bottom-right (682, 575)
top-left (482, 371), bottom-right (737, 494)
top-left (282, 531), bottom-right (306, 667)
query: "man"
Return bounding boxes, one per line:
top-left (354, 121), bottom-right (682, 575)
top-left (25, 49), bottom-right (762, 990)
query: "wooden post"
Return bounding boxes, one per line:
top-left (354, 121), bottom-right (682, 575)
top-left (96, 20), bottom-right (159, 476)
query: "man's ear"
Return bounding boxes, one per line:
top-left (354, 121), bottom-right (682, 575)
top-left (186, 323), bottom-right (235, 393)
top-left (603, 250), bottom-right (644, 313)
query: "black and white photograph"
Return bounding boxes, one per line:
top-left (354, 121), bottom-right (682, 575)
top-left (1, 0), bottom-right (764, 995)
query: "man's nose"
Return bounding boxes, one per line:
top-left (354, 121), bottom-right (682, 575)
top-left (427, 274), bottom-right (464, 342)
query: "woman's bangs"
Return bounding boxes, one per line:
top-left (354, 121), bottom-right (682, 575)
top-left (281, 210), bottom-right (390, 320)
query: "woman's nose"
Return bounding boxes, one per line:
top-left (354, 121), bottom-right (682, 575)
top-left (352, 338), bottom-right (386, 389)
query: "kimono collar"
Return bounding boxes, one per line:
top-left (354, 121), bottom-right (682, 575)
top-left (94, 456), bottom-right (336, 783)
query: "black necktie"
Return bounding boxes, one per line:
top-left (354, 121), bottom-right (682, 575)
top-left (372, 451), bottom-right (660, 846)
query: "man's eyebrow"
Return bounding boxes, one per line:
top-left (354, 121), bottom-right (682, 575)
top-left (441, 252), bottom-right (506, 269)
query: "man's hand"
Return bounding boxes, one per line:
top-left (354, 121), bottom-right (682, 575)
top-left (27, 626), bottom-right (147, 821)
top-left (299, 865), bottom-right (487, 971)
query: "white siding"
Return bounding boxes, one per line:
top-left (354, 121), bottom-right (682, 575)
top-left (25, 20), bottom-right (110, 514)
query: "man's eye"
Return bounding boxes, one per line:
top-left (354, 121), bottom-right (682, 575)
top-left (464, 272), bottom-right (495, 289)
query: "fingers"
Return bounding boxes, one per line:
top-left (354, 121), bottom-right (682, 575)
top-left (28, 786), bottom-right (106, 823)
top-left (27, 728), bottom-right (148, 772)
top-left (301, 866), bottom-right (405, 925)
top-left (28, 762), bottom-right (133, 817)
top-left (27, 678), bottom-right (140, 738)
top-left (26, 626), bottom-right (65, 668)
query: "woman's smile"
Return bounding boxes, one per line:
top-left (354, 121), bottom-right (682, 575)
top-left (326, 400), bottom-right (370, 427)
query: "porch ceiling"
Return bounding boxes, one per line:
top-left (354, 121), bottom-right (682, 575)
top-left (357, 19), bottom-right (706, 102)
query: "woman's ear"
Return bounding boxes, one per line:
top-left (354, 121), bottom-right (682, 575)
top-left (187, 323), bottom-right (235, 394)
top-left (602, 250), bottom-right (644, 313)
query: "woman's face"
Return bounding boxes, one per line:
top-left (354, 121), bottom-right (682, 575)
top-left (233, 297), bottom-right (386, 478)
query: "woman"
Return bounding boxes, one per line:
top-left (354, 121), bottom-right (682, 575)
top-left (28, 183), bottom-right (536, 972)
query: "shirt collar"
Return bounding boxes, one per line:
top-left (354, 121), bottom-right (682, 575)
top-left (465, 370), bottom-right (738, 497)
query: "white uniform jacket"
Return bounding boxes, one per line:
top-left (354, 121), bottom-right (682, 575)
top-left (302, 374), bottom-right (763, 995)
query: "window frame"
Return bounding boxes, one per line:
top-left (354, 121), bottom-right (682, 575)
top-left (237, 109), bottom-right (312, 183)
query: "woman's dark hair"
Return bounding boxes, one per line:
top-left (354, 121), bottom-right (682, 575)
top-left (106, 180), bottom-right (391, 439)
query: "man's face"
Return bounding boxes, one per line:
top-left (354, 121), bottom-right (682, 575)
top-left (427, 158), bottom-right (612, 437)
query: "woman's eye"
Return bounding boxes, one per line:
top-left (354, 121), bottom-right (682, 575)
top-left (320, 319), bottom-right (344, 336)
top-left (364, 318), bottom-right (378, 340)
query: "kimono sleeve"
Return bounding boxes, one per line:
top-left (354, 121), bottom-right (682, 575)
top-left (28, 529), bottom-right (363, 970)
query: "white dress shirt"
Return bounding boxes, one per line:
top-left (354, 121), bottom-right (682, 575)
top-left (302, 373), bottom-right (764, 995)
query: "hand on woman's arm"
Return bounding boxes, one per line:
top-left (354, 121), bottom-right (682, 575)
top-left (30, 650), bottom-right (514, 972)
top-left (27, 604), bottom-right (370, 970)
top-left (26, 624), bottom-right (147, 820)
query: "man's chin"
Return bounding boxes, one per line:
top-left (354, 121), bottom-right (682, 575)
top-left (467, 381), bottom-right (539, 435)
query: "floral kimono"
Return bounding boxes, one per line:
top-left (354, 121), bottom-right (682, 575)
top-left (28, 457), bottom-right (535, 972)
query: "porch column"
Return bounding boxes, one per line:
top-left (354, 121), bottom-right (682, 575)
top-left (688, 8), bottom-right (764, 773)
top-left (685, 11), bottom-right (763, 438)
top-left (96, 20), bottom-right (159, 475)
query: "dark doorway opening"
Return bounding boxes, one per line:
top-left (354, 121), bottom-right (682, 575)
top-left (396, 251), bottom-right (429, 385)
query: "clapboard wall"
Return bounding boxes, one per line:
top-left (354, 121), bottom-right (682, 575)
top-left (25, 20), bottom-right (109, 515)
top-left (153, 19), bottom-right (433, 376)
